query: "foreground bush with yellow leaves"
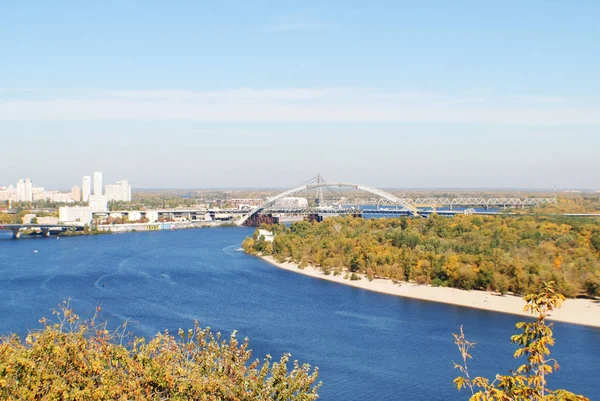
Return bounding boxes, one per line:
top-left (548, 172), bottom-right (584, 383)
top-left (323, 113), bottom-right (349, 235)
top-left (0, 302), bottom-right (320, 400)
top-left (454, 282), bottom-right (589, 400)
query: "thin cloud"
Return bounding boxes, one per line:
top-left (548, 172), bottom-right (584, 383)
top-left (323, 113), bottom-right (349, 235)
top-left (517, 95), bottom-right (563, 104)
top-left (269, 22), bottom-right (334, 32)
top-left (105, 88), bottom-right (351, 101)
top-left (1, 88), bottom-right (599, 125)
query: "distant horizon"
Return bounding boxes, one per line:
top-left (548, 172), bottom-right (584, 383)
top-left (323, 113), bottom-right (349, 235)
top-left (131, 186), bottom-right (594, 192)
top-left (3, 182), bottom-right (598, 193)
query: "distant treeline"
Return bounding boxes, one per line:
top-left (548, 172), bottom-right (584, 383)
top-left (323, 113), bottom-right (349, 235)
top-left (243, 215), bottom-right (600, 298)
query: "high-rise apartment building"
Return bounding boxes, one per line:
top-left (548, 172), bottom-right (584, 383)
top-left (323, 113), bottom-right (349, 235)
top-left (93, 172), bottom-right (103, 196)
top-left (104, 179), bottom-right (132, 202)
top-left (71, 185), bottom-right (81, 202)
top-left (0, 185), bottom-right (16, 202)
top-left (82, 176), bottom-right (91, 202)
top-left (16, 180), bottom-right (25, 201)
top-left (16, 179), bottom-right (33, 202)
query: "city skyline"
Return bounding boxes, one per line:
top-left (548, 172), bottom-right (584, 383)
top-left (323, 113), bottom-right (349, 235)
top-left (1, 1), bottom-right (599, 189)
top-left (0, 171), bottom-right (131, 203)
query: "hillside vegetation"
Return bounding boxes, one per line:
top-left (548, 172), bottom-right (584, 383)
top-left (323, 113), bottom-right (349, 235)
top-left (243, 215), bottom-right (600, 297)
top-left (0, 303), bottom-right (320, 400)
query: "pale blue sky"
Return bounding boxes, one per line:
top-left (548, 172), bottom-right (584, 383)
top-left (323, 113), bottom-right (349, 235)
top-left (1, 1), bottom-right (599, 189)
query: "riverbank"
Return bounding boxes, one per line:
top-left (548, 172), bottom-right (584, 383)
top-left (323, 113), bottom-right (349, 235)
top-left (96, 221), bottom-right (220, 233)
top-left (259, 255), bottom-right (600, 328)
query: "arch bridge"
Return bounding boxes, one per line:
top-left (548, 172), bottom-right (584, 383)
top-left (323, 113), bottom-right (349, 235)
top-left (236, 182), bottom-right (420, 226)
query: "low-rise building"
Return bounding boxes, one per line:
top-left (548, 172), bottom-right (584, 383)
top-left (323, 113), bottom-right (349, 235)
top-left (89, 195), bottom-right (108, 212)
top-left (257, 229), bottom-right (274, 242)
top-left (22, 214), bottom-right (36, 224)
top-left (59, 206), bottom-right (93, 224)
top-left (266, 196), bottom-right (309, 209)
top-left (38, 216), bottom-right (59, 225)
top-left (146, 211), bottom-right (159, 223)
top-left (128, 211), bottom-right (142, 221)
top-left (49, 192), bottom-right (72, 203)
top-left (230, 198), bottom-right (263, 208)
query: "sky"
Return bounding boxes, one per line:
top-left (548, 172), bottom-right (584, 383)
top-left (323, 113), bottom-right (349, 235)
top-left (1, 1), bottom-right (599, 190)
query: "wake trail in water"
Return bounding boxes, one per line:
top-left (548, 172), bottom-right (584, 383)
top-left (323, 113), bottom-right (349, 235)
top-left (222, 243), bottom-right (240, 253)
top-left (94, 255), bottom-right (137, 291)
top-left (40, 266), bottom-right (60, 292)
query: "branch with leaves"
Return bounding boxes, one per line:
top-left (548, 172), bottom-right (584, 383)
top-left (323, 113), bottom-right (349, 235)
top-left (453, 282), bottom-right (589, 401)
top-left (0, 302), bottom-right (321, 400)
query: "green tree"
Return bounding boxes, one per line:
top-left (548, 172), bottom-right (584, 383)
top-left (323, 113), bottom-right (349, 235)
top-left (590, 233), bottom-right (600, 252)
top-left (0, 213), bottom-right (15, 224)
top-left (16, 210), bottom-right (31, 224)
top-left (349, 254), bottom-right (362, 273)
top-left (453, 282), bottom-right (589, 400)
top-left (584, 272), bottom-right (600, 297)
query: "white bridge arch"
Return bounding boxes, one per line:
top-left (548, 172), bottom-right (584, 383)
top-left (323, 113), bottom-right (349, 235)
top-left (236, 182), bottom-right (419, 225)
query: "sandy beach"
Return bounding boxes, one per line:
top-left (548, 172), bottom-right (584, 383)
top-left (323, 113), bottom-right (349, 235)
top-left (260, 255), bottom-right (600, 328)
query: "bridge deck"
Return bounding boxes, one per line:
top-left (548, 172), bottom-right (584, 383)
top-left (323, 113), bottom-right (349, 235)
top-left (0, 224), bottom-right (75, 230)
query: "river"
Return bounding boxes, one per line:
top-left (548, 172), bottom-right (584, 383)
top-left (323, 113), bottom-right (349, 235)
top-left (1, 227), bottom-right (598, 400)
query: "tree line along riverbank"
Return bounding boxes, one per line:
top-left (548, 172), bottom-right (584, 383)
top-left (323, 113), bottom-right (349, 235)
top-left (242, 215), bottom-right (600, 299)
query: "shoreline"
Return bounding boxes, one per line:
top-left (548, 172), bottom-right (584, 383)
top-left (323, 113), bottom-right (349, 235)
top-left (1, 222), bottom-right (238, 240)
top-left (258, 255), bottom-right (600, 328)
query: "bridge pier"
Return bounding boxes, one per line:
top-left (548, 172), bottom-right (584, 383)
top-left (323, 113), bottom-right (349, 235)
top-left (304, 214), bottom-right (323, 223)
top-left (243, 213), bottom-right (279, 227)
top-left (11, 228), bottom-right (21, 239)
top-left (42, 228), bottom-right (50, 237)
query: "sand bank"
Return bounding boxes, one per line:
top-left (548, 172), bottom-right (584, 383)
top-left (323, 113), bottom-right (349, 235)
top-left (260, 255), bottom-right (600, 328)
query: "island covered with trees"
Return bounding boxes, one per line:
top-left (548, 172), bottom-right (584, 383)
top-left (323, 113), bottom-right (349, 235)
top-left (243, 215), bottom-right (600, 298)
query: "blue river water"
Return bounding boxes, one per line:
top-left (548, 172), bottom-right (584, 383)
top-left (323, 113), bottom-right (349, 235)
top-left (1, 227), bottom-right (598, 400)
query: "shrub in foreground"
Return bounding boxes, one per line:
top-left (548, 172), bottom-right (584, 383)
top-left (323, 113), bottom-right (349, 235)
top-left (0, 302), bottom-right (320, 400)
top-left (454, 282), bottom-right (589, 400)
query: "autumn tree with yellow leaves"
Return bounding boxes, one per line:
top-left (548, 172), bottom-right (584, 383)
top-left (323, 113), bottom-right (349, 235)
top-left (0, 301), bottom-right (320, 400)
top-left (453, 282), bottom-right (589, 401)
top-left (245, 215), bottom-right (600, 298)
